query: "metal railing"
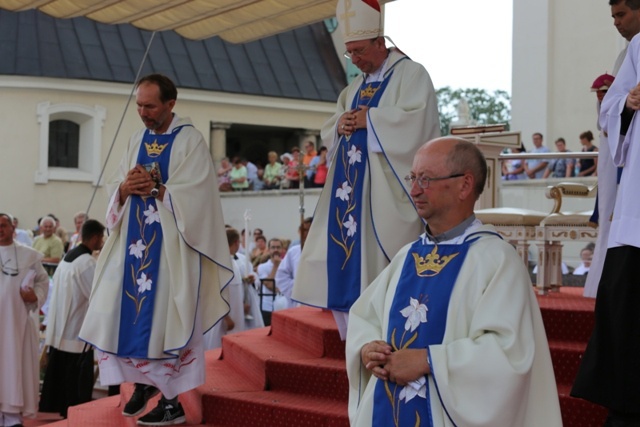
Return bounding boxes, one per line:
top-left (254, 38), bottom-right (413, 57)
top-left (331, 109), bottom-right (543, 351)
top-left (499, 152), bottom-right (598, 161)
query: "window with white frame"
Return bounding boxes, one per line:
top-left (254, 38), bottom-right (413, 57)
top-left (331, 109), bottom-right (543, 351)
top-left (35, 102), bottom-right (106, 184)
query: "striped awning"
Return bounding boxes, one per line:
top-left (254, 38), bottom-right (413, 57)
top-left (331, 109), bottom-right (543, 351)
top-left (0, 0), bottom-right (339, 43)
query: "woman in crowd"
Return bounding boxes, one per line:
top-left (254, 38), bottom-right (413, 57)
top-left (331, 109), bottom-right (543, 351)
top-left (217, 157), bottom-right (233, 192)
top-left (285, 148), bottom-right (301, 189)
top-left (501, 144), bottom-right (527, 180)
top-left (578, 130), bottom-right (598, 177)
top-left (263, 151), bottom-right (283, 190)
top-left (311, 146), bottom-right (328, 188)
top-left (229, 157), bottom-right (249, 191)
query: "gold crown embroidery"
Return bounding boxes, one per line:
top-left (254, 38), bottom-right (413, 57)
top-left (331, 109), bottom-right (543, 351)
top-left (360, 84), bottom-right (378, 100)
top-left (412, 246), bottom-right (459, 277)
top-left (144, 140), bottom-right (167, 157)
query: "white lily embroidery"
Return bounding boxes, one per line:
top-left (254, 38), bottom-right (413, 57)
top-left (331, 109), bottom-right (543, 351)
top-left (136, 272), bottom-right (152, 294)
top-left (344, 214), bottom-right (357, 237)
top-left (347, 145), bottom-right (362, 165)
top-left (400, 297), bottom-right (428, 332)
top-left (335, 181), bottom-right (352, 201)
top-left (399, 376), bottom-right (427, 403)
top-left (144, 204), bottom-right (161, 225)
top-left (128, 239), bottom-right (146, 259)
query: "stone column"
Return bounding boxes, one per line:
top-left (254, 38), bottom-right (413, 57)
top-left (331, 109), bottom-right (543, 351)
top-left (210, 122), bottom-right (231, 165)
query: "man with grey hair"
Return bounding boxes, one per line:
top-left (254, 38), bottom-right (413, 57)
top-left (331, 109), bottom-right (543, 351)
top-left (0, 212), bottom-right (49, 426)
top-left (68, 211), bottom-right (88, 249)
top-left (293, 0), bottom-right (440, 340)
top-left (32, 216), bottom-right (64, 264)
top-left (346, 138), bottom-right (561, 427)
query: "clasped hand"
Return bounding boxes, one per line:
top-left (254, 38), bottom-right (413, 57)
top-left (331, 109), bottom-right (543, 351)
top-left (361, 340), bottom-right (430, 386)
top-left (120, 164), bottom-right (156, 201)
top-left (337, 106), bottom-right (369, 136)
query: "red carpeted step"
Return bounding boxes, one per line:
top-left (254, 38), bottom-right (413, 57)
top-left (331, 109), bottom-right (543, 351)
top-left (269, 307), bottom-right (345, 359)
top-left (536, 289), bottom-right (596, 342)
top-left (558, 384), bottom-right (607, 427)
top-left (200, 348), bottom-right (264, 394)
top-left (548, 339), bottom-right (586, 386)
top-left (220, 328), bottom-right (318, 390)
top-left (266, 357), bottom-right (348, 401)
top-left (64, 395), bottom-right (134, 426)
top-left (202, 390), bottom-right (348, 427)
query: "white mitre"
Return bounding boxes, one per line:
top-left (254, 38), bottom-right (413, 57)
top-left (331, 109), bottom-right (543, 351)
top-left (336, 0), bottom-right (383, 43)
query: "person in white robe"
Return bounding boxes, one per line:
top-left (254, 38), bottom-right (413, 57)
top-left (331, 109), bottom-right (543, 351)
top-left (256, 238), bottom-right (285, 326)
top-left (204, 228), bottom-right (248, 350)
top-left (0, 213), bottom-right (49, 427)
top-left (275, 218), bottom-right (312, 311)
top-left (234, 251), bottom-right (264, 331)
top-left (39, 219), bottom-right (105, 417)
top-left (572, 31), bottom-right (640, 425)
top-left (293, 0), bottom-right (440, 339)
top-left (346, 138), bottom-right (562, 427)
top-left (584, 1), bottom-right (640, 298)
top-left (78, 74), bottom-right (232, 426)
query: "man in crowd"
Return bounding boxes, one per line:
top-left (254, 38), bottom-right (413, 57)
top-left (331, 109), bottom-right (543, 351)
top-left (572, 28), bottom-right (640, 426)
top-left (257, 238), bottom-right (285, 326)
top-left (12, 216), bottom-right (33, 247)
top-left (346, 138), bottom-right (562, 426)
top-left (79, 74), bottom-right (232, 426)
top-left (68, 211), bottom-right (88, 250)
top-left (39, 219), bottom-right (105, 417)
top-left (293, 0), bottom-right (440, 339)
top-left (542, 137), bottom-right (575, 178)
top-left (33, 215), bottom-right (64, 264)
top-left (0, 213), bottom-right (49, 426)
top-left (275, 217), bottom-right (312, 310)
top-left (584, 0), bottom-right (640, 298)
top-left (524, 132), bottom-right (550, 179)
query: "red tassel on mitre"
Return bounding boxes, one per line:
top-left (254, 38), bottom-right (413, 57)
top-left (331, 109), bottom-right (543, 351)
top-left (361, 0), bottom-right (381, 12)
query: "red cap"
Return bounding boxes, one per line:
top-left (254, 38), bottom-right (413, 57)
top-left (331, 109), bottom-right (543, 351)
top-left (591, 73), bottom-right (615, 91)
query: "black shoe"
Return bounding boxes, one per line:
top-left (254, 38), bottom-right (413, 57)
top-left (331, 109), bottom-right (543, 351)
top-left (137, 401), bottom-right (186, 426)
top-left (122, 384), bottom-right (160, 417)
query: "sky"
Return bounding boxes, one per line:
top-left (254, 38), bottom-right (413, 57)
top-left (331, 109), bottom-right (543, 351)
top-left (384, 0), bottom-right (513, 93)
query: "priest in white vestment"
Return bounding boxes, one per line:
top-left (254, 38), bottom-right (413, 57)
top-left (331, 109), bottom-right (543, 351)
top-left (0, 213), bottom-right (49, 427)
top-left (346, 138), bottom-right (562, 427)
top-left (79, 74), bottom-right (232, 426)
top-left (293, 0), bottom-right (441, 339)
top-left (572, 32), bottom-right (640, 425)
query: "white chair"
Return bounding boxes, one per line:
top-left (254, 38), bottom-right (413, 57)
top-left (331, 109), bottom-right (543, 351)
top-left (534, 182), bottom-right (597, 294)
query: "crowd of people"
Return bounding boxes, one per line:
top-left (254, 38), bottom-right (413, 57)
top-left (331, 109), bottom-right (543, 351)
top-left (216, 141), bottom-right (329, 192)
top-left (502, 131), bottom-right (599, 180)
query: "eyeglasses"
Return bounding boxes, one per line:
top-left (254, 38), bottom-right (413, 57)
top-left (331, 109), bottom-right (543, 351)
top-left (404, 173), bottom-right (465, 189)
top-left (343, 40), bottom-right (375, 59)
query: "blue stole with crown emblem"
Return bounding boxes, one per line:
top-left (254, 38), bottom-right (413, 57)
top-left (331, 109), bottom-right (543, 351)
top-left (326, 73), bottom-right (393, 312)
top-left (117, 125), bottom-right (189, 358)
top-left (372, 232), bottom-right (491, 427)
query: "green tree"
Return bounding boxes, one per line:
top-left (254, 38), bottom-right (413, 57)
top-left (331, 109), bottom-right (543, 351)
top-left (436, 87), bottom-right (511, 136)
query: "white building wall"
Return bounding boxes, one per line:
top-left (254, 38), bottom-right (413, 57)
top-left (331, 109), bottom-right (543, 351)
top-left (512, 0), bottom-right (623, 152)
top-left (0, 76), bottom-right (334, 233)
